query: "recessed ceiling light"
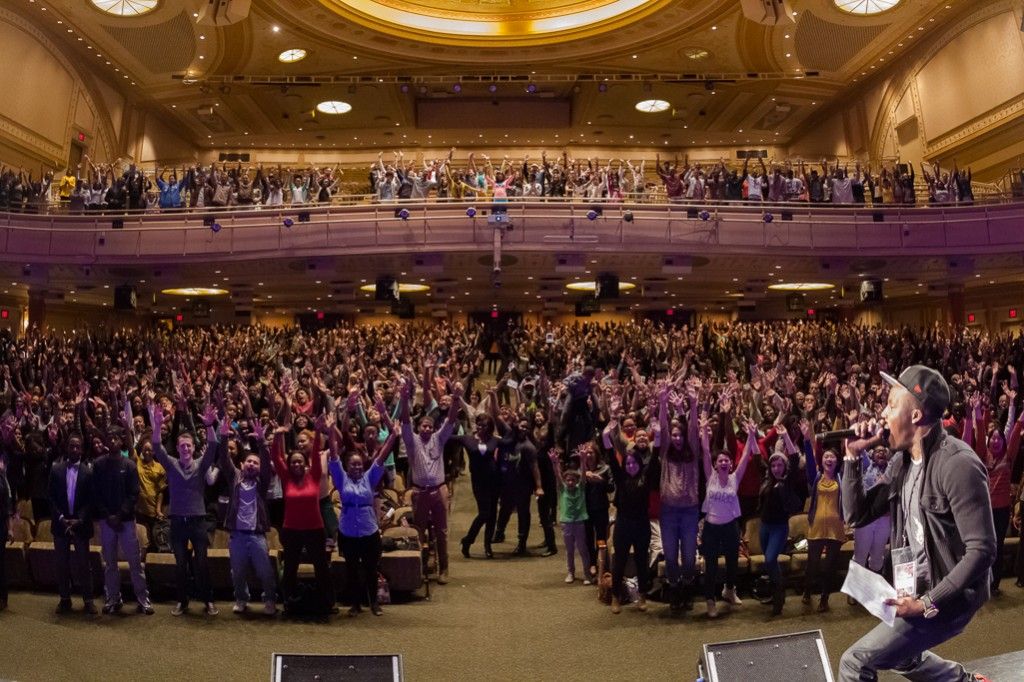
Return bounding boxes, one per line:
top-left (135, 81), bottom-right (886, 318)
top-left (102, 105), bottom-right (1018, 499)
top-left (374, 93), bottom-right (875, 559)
top-left (767, 282), bottom-right (836, 292)
top-left (565, 281), bottom-right (637, 293)
top-left (278, 49), bottom-right (307, 63)
top-left (635, 99), bottom-right (670, 113)
top-left (316, 101), bottom-right (352, 114)
top-left (161, 287), bottom-right (229, 296)
top-left (358, 283), bottom-right (429, 294)
top-left (91, 0), bottom-right (158, 16)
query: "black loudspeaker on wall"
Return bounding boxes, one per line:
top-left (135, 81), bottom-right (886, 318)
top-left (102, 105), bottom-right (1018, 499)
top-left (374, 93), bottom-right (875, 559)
top-left (375, 277), bottom-right (399, 301)
top-left (702, 630), bottom-right (833, 682)
top-left (596, 273), bottom-right (619, 299)
top-left (113, 285), bottom-right (137, 311)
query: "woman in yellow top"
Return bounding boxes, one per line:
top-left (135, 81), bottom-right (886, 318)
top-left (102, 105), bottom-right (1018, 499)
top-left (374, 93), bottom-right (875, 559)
top-left (801, 439), bottom-right (847, 612)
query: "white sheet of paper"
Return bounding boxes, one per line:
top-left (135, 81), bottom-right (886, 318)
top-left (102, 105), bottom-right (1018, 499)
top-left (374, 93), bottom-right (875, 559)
top-left (841, 560), bottom-right (898, 627)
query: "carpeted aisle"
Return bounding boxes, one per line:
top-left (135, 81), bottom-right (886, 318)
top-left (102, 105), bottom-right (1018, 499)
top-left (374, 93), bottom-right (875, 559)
top-left (0, 488), bottom-right (1021, 681)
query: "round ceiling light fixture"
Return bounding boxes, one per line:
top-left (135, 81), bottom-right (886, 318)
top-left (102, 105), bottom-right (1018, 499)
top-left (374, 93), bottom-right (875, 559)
top-left (358, 283), bottom-right (430, 294)
top-left (635, 99), bottom-right (671, 113)
top-left (316, 100), bottom-right (352, 115)
top-left (161, 287), bottom-right (229, 296)
top-left (565, 281), bottom-right (637, 292)
top-left (91, 0), bottom-right (159, 15)
top-left (833, 0), bottom-right (901, 15)
top-left (767, 282), bottom-right (836, 292)
top-left (683, 47), bottom-right (710, 61)
top-left (278, 49), bottom-right (308, 63)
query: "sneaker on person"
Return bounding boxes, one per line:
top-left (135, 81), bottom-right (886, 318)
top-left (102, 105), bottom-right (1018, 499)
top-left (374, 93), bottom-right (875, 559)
top-left (171, 602), bottom-right (187, 617)
top-left (706, 598), bottom-right (719, 619)
top-left (582, 578), bottom-right (593, 586)
top-left (205, 602), bottom-right (219, 616)
top-left (722, 587), bottom-right (742, 606)
top-left (564, 573), bottom-right (575, 584)
top-left (263, 601), bottom-right (277, 616)
top-left (137, 602), bottom-right (155, 616)
top-left (233, 601), bottom-right (247, 614)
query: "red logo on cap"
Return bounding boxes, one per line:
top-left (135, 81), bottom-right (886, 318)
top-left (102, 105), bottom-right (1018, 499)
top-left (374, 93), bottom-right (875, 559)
top-left (913, 384), bottom-right (922, 394)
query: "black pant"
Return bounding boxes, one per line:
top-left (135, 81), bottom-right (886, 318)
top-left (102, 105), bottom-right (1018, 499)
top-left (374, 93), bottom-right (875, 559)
top-left (585, 508), bottom-right (610, 572)
top-left (280, 527), bottom-right (332, 614)
top-left (805, 538), bottom-right (843, 599)
top-left (992, 506), bottom-right (1011, 589)
top-left (340, 531), bottom-right (381, 607)
top-left (464, 483), bottom-right (499, 548)
top-left (538, 483), bottom-right (557, 551)
top-left (53, 532), bottom-right (94, 603)
top-left (496, 484), bottom-right (531, 545)
top-left (0, 519), bottom-right (8, 602)
top-left (611, 516), bottom-right (651, 601)
top-left (170, 515), bottom-right (211, 606)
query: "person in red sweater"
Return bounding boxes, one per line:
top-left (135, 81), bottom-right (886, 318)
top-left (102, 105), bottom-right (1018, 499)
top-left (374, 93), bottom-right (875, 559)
top-left (964, 391), bottom-right (1022, 595)
top-left (273, 412), bottom-right (334, 617)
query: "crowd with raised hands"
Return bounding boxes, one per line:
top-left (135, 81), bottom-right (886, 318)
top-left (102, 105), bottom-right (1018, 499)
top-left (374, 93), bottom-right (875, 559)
top-left (0, 318), bottom-right (1020, 622)
top-left (0, 148), bottom-right (992, 214)
top-left (652, 155), bottom-right (976, 206)
top-left (0, 156), bottom-right (349, 213)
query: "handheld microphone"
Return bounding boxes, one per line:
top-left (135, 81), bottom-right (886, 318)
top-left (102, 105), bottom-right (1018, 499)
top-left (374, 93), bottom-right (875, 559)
top-left (816, 428), bottom-right (857, 441)
top-left (816, 426), bottom-right (890, 447)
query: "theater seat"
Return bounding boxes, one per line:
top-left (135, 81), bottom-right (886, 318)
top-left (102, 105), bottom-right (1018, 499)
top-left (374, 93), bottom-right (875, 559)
top-left (26, 520), bottom-right (103, 593)
top-left (784, 514), bottom-right (810, 576)
top-left (380, 525), bottom-right (424, 593)
top-left (144, 552), bottom-right (177, 597)
top-left (207, 529), bottom-right (233, 596)
top-left (4, 518), bottom-right (33, 589)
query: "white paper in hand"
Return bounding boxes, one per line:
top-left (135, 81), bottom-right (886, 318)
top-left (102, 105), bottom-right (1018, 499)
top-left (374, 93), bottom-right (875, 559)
top-left (841, 560), bottom-right (898, 627)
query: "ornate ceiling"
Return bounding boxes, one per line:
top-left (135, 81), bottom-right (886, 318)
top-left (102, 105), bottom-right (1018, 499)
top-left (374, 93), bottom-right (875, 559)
top-left (23, 0), bottom-right (973, 152)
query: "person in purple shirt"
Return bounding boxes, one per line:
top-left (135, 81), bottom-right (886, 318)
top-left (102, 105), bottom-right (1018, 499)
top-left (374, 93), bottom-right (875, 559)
top-left (328, 405), bottom-right (398, 617)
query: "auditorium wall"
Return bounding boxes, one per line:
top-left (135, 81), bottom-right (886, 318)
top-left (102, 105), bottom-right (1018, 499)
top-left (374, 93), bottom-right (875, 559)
top-left (787, 3), bottom-right (1024, 184)
top-left (0, 8), bottom-right (122, 170)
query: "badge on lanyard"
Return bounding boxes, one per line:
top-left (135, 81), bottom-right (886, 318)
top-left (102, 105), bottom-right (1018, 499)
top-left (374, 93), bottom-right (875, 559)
top-left (891, 545), bottom-right (917, 598)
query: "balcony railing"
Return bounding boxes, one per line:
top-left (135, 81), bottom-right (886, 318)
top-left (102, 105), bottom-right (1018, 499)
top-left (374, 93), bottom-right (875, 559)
top-left (2, 197), bottom-right (1023, 264)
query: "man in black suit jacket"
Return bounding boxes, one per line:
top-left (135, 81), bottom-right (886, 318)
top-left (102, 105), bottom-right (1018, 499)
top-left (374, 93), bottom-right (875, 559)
top-left (48, 434), bottom-right (96, 614)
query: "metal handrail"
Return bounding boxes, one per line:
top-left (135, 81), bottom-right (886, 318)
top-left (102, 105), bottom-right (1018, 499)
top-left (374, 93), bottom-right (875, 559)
top-left (5, 190), bottom-right (1024, 219)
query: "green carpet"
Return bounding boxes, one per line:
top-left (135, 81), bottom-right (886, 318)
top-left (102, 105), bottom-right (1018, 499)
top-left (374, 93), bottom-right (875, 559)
top-left (1, 487), bottom-right (1021, 681)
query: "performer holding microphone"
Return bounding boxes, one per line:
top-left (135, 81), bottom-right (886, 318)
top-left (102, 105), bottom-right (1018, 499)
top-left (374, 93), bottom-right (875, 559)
top-left (838, 365), bottom-right (995, 682)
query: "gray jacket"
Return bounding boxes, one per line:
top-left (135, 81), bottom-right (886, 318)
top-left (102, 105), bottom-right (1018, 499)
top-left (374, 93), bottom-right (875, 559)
top-left (841, 425), bottom-right (996, 610)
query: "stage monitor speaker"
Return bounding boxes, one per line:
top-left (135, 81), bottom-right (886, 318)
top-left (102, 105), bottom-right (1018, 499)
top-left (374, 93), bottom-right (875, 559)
top-left (113, 285), bottom-right (137, 311)
top-left (860, 278), bottom-right (883, 304)
top-left (375, 277), bottom-right (399, 302)
top-left (596, 273), bottom-right (619, 299)
top-left (702, 630), bottom-right (832, 682)
top-left (271, 653), bottom-right (404, 682)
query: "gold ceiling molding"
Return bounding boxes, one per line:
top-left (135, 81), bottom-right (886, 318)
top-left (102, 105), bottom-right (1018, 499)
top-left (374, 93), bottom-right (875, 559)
top-left (317, 0), bottom-right (675, 46)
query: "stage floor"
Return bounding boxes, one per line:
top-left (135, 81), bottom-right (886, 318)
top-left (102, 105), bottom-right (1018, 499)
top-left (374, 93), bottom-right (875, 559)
top-left (1, 490), bottom-right (1022, 681)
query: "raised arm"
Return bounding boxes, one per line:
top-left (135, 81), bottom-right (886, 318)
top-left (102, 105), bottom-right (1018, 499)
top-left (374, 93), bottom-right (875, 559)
top-left (734, 418), bottom-right (757, 482)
